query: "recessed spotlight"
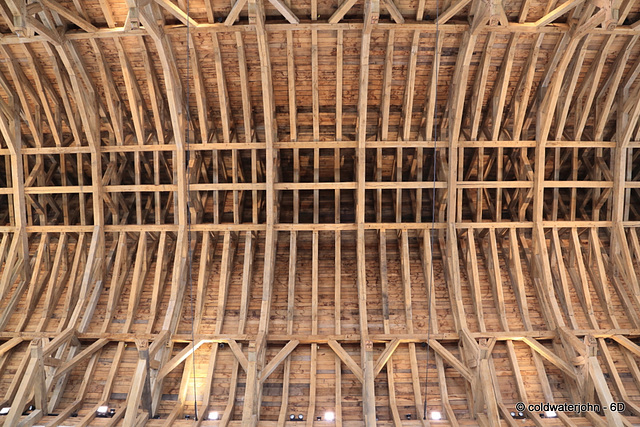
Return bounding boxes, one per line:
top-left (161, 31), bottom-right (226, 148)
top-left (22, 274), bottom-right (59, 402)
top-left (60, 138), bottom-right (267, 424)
top-left (511, 411), bottom-right (526, 419)
top-left (406, 414), bottom-right (412, 420)
top-left (96, 406), bottom-right (109, 418)
top-left (209, 411), bottom-right (219, 420)
top-left (316, 416), bottom-right (322, 421)
top-left (430, 411), bottom-right (442, 420)
top-left (298, 414), bottom-right (304, 421)
top-left (290, 414), bottom-right (296, 420)
top-left (325, 412), bottom-right (335, 422)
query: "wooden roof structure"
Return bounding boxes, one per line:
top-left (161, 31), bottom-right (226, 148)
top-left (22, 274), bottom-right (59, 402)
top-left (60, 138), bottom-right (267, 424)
top-left (2, 0), bottom-right (640, 425)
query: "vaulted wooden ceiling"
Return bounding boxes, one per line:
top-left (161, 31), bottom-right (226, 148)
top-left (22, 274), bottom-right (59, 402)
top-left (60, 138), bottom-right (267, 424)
top-left (2, 0), bottom-right (640, 426)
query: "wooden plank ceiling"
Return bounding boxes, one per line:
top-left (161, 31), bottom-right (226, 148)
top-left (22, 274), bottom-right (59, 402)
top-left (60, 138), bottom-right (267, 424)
top-left (2, 0), bottom-right (640, 425)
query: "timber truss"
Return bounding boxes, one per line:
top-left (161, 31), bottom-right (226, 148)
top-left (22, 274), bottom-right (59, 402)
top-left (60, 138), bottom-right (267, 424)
top-left (1, 0), bottom-right (640, 426)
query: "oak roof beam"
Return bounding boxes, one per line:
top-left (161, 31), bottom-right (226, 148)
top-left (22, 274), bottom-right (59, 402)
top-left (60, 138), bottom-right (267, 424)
top-left (154, 0), bottom-right (198, 27)
top-left (535, 0), bottom-right (585, 27)
top-left (208, 30), bottom-right (233, 145)
top-left (521, 4), bottom-right (585, 137)
top-left (156, 235), bottom-right (195, 417)
top-left (529, 5), bottom-right (592, 334)
top-left (139, 36), bottom-right (171, 222)
top-left (612, 44), bottom-right (640, 259)
top-left (419, 232), bottom-right (458, 425)
top-left (277, 231), bottom-right (297, 425)
top-left (328, 339), bottom-right (364, 383)
top-left (594, 35), bottom-right (638, 140)
top-left (140, 36), bottom-right (169, 145)
top-left (37, 33), bottom-right (106, 276)
top-left (134, 0), bottom-right (189, 332)
top-left (444, 7), bottom-right (506, 422)
top-left (4, 328), bottom-right (640, 344)
top-left (46, 350), bottom-right (100, 426)
top-left (463, 231), bottom-right (486, 331)
top-left (436, 0), bottom-right (472, 24)
top-left (428, 340), bottom-right (472, 383)
top-left (4, 19), bottom-right (640, 46)
top-left (133, 3), bottom-right (192, 419)
top-left (504, 33), bottom-right (542, 140)
top-left (267, 0), bottom-right (299, 24)
top-left (20, 44), bottom-right (64, 146)
top-left (587, 228), bottom-right (623, 328)
top-left (375, 30), bottom-right (393, 221)
top-left (355, 2), bottom-right (378, 426)
top-left (398, 231), bottom-right (427, 424)
top-left (521, 337), bottom-right (578, 380)
top-left (0, 45), bottom-right (45, 147)
top-left (382, 0), bottom-right (404, 24)
top-left (199, 232), bottom-right (247, 426)
top-left (0, 0), bottom-right (19, 32)
top-left (233, 32), bottom-right (253, 222)
top-left (2, 340), bottom-right (47, 427)
top-left (572, 2), bottom-right (632, 139)
top-left (587, 345), bottom-right (624, 425)
top-left (259, 339), bottom-right (299, 383)
top-left (214, 231), bottom-right (238, 336)
top-left (419, 30), bottom-right (442, 142)
top-left (91, 41), bottom-right (126, 145)
top-left (0, 234), bottom-right (46, 331)
top-left (328, 0), bottom-right (358, 24)
top-left (598, 339), bottom-right (640, 420)
top-left (251, 0), bottom-right (277, 226)
top-left (19, 232), bottom-right (67, 332)
top-left (225, 0), bottom-right (247, 25)
top-left (123, 341), bottom-right (153, 424)
top-left (468, 33), bottom-right (494, 141)
top-left (485, 30), bottom-right (516, 141)
top-left (156, 340), bottom-right (206, 381)
top-left (241, 2), bottom-right (278, 425)
top-left (50, 338), bottom-right (109, 383)
top-left (0, 98), bottom-right (29, 284)
top-left (40, 0), bottom-right (98, 32)
top-left (444, 0), bottom-right (487, 332)
top-left (24, 14), bottom-right (61, 44)
top-left (114, 38), bottom-right (150, 147)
